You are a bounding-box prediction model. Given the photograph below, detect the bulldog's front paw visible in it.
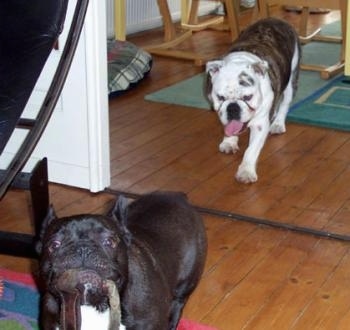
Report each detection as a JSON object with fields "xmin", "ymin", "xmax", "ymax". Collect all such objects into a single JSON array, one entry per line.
[
  {"xmin": 235, "ymin": 163, "xmax": 257, "ymax": 183},
  {"xmin": 269, "ymin": 121, "xmax": 286, "ymax": 134},
  {"xmin": 219, "ymin": 136, "xmax": 239, "ymax": 154}
]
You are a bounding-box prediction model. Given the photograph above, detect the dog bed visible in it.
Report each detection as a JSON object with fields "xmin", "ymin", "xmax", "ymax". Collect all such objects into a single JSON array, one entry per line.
[{"xmin": 107, "ymin": 40, "xmax": 152, "ymax": 96}]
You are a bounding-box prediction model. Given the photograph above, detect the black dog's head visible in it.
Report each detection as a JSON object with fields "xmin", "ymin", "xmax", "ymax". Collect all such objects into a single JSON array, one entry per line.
[{"xmin": 36, "ymin": 196, "xmax": 131, "ymax": 314}]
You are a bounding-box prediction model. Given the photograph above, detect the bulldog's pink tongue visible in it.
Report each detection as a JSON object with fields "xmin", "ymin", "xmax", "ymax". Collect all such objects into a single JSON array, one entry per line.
[{"xmin": 225, "ymin": 120, "xmax": 244, "ymax": 136}]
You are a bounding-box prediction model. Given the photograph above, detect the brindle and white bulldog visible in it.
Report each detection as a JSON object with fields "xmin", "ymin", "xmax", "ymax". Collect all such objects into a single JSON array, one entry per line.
[{"xmin": 206, "ymin": 18, "xmax": 301, "ymax": 183}]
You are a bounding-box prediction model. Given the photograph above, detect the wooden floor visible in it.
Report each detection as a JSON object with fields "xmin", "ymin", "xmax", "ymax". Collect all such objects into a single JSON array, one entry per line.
[{"xmin": 1, "ymin": 7, "xmax": 350, "ymax": 330}]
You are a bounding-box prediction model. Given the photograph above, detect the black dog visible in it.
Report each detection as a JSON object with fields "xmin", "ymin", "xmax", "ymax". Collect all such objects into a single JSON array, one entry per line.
[{"xmin": 36, "ymin": 191, "xmax": 207, "ymax": 330}]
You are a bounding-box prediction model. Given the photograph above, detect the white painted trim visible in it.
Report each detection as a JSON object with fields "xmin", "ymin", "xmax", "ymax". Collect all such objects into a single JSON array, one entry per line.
[{"xmin": 84, "ymin": 0, "xmax": 110, "ymax": 192}]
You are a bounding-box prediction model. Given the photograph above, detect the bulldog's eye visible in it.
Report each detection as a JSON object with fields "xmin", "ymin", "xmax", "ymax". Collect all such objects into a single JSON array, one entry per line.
[
  {"xmin": 243, "ymin": 95, "xmax": 253, "ymax": 102},
  {"xmin": 48, "ymin": 240, "xmax": 61, "ymax": 253},
  {"xmin": 217, "ymin": 95, "xmax": 225, "ymax": 102},
  {"xmin": 103, "ymin": 237, "xmax": 117, "ymax": 249}
]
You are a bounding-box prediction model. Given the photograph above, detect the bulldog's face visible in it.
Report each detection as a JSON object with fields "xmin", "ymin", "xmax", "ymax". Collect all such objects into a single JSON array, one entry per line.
[
  {"xmin": 36, "ymin": 208, "xmax": 129, "ymax": 310},
  {"xmin": 206, "ymin": 58, "xmax": 269, "ymax": 136}
]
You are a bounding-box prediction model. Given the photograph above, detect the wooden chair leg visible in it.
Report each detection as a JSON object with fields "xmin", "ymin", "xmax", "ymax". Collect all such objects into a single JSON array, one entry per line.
[
  {"xmin": 188, "ymin": 0, "xmax": 200, "ymax": 25},
  {"xmin": 157, "ymin": 0, "xmax": 177, "ymax": 42},
  {"xmin": 145, "ymin": 0, "xmax": 240, "ymax": 65},
  {"xmin": 299, "ymin": 3, "xmax": 345, "ymax": 79},
  {"xmin": 255, "ymin": 0, "xmax": 346, "ymax": 79},
  {"xmin": 299, "ymin": 7, "xmax": 321, "ymax": 42},
  {"xmin": 224, "ymin": 0, "xmax": 240, "ymax": 41},
  {"xmin": 181, "ymin": 0, "xmax": 225, "ymax": 32},
  {"xmin": 144, "ymin": 0, "xmax": 205, "ymax": 65},
  {"xmin": 181, "ymin": 0, "xmax": 239, "ymax": 41}
]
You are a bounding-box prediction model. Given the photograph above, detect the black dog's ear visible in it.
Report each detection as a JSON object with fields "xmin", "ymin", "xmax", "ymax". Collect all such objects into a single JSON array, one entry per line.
[
  {"xmin": 111, "ymin": 195, "xmax": 132, "ymax": 246},
  {"xmin": 35, "ymin": 205, "xmax": 57, "ymax": 254}
]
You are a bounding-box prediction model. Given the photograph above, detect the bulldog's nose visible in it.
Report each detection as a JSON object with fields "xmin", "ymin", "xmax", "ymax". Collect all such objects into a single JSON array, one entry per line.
[{"xmin": 227, "ymin": 102, "xmax": 241, "ymax": 121}]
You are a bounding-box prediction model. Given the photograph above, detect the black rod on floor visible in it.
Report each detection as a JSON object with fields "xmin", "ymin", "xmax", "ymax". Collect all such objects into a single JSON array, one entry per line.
[{"xmin": 105, "ymin": 188, "xmax": 350, "ymax": 242}]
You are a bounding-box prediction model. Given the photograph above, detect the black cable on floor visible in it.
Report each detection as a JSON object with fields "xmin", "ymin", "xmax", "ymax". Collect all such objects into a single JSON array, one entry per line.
[{"xmin": 105, "ymin": 188, "xmax": 350, "ymax": 242}]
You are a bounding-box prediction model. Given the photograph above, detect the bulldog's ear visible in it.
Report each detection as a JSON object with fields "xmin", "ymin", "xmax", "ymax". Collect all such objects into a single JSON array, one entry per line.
[
  {"xmin": 35, "ymin": 205, "xmax": 57, "ymax": 254},
  {"xmin": 111, "ymin": 195, "xmax": 132, "ymax": 246},
  {"xmin": 206, "ymin": 60, "xmax": 223, "ymax": 77},
  {"xmin": 252, "ymin": 60, "xmax": 269, "ymax": 76}
]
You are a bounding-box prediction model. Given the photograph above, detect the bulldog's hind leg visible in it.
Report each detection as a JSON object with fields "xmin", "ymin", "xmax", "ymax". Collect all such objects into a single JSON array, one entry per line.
[
  {"xmin": 270, "ymin": 43, "xmax": 300, "ymax": 135},
  {"xmin": 269, "ymin": 79, "xmax": 293, "ymax": 134}
]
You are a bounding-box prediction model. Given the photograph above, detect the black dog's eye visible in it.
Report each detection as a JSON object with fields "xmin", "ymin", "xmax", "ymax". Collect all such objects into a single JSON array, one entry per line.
[
  {"xmin": 103, "ymin": 237, "xmax": 117, "ymax": 249},
  {"xmin": 48, "ymin": 240, "xmax": 61, "ymax": 253},
  {"xmin": 243, "ymin": 95, "xmax": 253, "ymax": 102}
]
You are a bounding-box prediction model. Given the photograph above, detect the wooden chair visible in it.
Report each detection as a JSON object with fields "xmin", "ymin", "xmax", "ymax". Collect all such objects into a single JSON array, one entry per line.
[
  {"xmin": 0, "ymin": 0, "xmax": 89, "ymax": 258},
  {"xmin": 255, "ymin": 0, "xmax": 347, "ymax": 79},
  {"xmin": 143, "ymin": 0, "xmax": 240, "ymax": 66},
  {"xmin": 181, "ymin": 0, "xmax": 239, "ymax": 41}
]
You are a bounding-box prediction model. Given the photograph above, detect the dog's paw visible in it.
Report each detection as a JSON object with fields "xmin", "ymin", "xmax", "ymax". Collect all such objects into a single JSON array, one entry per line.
[
  {"xmin": 219, "ymin": 136, "xmax": 239, "ymax": 154},
  {"xmin": 219, "ymin": 142, "xmax": 238, "ymax": 154},
  {"xmin": 269, "ymin": 122, "xmax": 286, "ymax": 135},
  {"xmin": 235, "ymin": 163, "xmax": 258, "ymax": 183}
]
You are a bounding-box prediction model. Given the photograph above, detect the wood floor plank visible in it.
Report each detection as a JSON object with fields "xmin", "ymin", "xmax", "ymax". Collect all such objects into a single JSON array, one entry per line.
[
  {"xmin": 291, "ymin": 244, "xmax": 350, "ymax": 329},
  {"xmin": 324, "ymin": 200, "xmax": 350, "ymax": 235},
  {"xmin": 244, "ymin": 238, "xmax": 349, "ymax": 329},
  {"xmin": 201, "ymin": 215, "xmax": 257, "ymax": 272},
  {"xmin": 184, "ymin": 225, "xmax": 288, "ymax": 323},
  {"xmin": 110, "ymin": 109, "xmax": 205, "ymax": 173},
  {"xmin": 111, "ymin": 112, "xmax": 217, "ymax": 189},
  {"xmin": 201, "ymin": 232, "xmax": 323, "ymax": 329}
]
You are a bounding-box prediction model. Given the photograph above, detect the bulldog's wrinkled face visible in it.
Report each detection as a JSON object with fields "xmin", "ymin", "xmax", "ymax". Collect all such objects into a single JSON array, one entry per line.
[
  {"xmin": 206, "ymin": 58, "xmax": 268, "ymax": 136},
  {"xmin": 37, "ymin": 214, "xmax": 128, "ymax": 309}
]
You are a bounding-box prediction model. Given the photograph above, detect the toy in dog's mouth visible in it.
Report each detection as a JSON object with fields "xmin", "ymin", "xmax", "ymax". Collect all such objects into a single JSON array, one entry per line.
[
  {"xmin": 55, "ymin": 269, "xmax": 104, "ymax": 295},
  {"xmin": 224, "ymin": 120, "xmax": 248, "ymax": 136},
  {"xmin": 54, "ymin": 269, "xmax": 121, "ymax": 330}
]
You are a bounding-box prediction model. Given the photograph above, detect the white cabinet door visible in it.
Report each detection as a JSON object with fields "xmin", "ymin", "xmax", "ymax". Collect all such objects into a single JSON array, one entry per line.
[{"xmin": 0, "ymin": 0, "xmax": 110, "ymax": 192}]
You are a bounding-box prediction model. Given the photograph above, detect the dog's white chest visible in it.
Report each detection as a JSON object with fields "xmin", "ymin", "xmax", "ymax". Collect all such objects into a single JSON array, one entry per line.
[{"xmin": 54, "ymin": 306, "xmax": 126, "ymax": 330}]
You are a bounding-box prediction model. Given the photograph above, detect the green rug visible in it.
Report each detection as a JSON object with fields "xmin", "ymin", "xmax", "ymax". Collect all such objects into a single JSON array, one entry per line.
[
  {"xmin": 288, "ymin": 75, "xmax": 350, "ymax": 131},
  {"xmin": 145, "ymin": 21, "xmax": 350, "ymax": 131}
]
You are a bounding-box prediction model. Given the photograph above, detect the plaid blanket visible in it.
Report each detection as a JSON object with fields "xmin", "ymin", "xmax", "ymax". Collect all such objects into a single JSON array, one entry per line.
[{"xmin": 107, "ymin": 40, "xmax": 152, "ymax": 95}]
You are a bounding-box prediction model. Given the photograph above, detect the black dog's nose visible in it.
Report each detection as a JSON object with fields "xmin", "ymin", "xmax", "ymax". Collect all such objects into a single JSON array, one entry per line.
[
  {"xmin": 78, "ymin": 246, "xmax": 91, "ymax": 259},
  {"xmin": 227, "ymin": 102, "xmax": 241, "ymax": 121}
]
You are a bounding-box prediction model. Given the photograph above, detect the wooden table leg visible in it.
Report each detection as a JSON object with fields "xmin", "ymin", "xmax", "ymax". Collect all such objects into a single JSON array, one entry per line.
[
  {"xmin": 114, "ymin": 0, "xmax": 126, "ymax": 41},
  {"xmin": 345, "ymin": 0, "xmax": 350, "ymax": 75}
]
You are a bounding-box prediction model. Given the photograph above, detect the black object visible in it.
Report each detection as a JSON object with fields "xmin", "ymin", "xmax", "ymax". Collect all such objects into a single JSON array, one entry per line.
[{"xmin": 0, "ymin": 0, "xmax": 89, "ymax": 258}]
